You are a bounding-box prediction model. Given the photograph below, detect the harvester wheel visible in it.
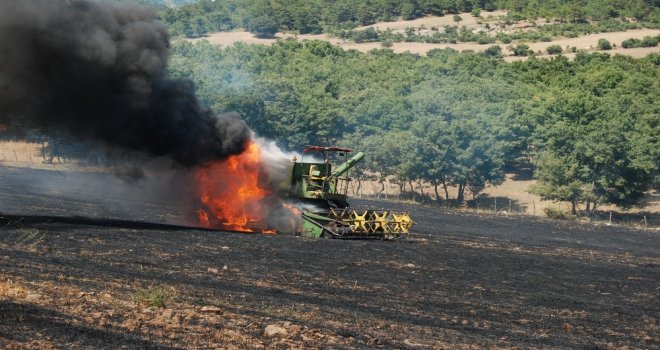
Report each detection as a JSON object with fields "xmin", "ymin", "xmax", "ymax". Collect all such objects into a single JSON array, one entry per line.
[{"xmin": 266, "ymin": 206, "xmax": 299, "ymax": 235}]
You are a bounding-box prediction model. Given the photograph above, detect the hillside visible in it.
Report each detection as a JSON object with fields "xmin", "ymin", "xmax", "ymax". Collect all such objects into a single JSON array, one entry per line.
[
  {"xmin": 160, "ymin": 0, "xmax": 660, "ymax": 38},
  {"xmin": 185, "ymin": 9, "xmax": 660, "ymax": 59},
  {"xmin": 190, "ymin": 26, "xmax": 660, "ymax": 59}
]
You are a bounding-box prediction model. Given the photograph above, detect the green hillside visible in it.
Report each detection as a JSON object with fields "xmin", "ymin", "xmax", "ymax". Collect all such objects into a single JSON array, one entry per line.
[{"xmin": 158, "ymin": 0, "xmax": 660, "ymax": 38}]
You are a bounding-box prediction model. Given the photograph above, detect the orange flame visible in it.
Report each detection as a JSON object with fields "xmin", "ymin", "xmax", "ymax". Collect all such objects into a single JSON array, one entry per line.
[{"xmin": 195, "ymin": 141, "xmax": 270, "ymax": 232}]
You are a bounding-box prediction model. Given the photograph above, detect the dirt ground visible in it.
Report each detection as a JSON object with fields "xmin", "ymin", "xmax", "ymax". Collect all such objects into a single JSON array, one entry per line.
[{"xmin": 1, "ymin": 165, "xmax": 658, "ymax": 349}]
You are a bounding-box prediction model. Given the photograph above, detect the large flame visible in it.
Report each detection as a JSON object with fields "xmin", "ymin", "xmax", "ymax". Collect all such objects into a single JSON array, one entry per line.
[{"xmin": 195, "ymin": 141, "xmax": 271, "ymax": 232}]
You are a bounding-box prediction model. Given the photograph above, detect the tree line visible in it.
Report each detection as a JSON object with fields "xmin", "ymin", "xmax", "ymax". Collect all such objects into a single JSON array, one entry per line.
[
  {"xmin": 157, "ymin": 0, "xmax": 660, "ymax": 38},
  {"xmin": 168, "ymin": 39, "xmax": 659, "ymax": 213}
]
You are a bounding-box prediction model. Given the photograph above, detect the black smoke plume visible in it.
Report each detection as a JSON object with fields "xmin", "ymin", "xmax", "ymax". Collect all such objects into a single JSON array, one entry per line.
[{"xmin": 0, "ymin": 0, "xmax": 250, "ymax": 166}]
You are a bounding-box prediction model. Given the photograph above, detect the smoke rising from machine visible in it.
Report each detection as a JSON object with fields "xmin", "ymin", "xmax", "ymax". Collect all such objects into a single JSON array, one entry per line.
[
  {"xmin": 0, "ymin": 0, "xmax": 306, "ymax": 231},
  {"xmin": 0, "ymin": 0, "xmax": 250, "ymax": 166}
]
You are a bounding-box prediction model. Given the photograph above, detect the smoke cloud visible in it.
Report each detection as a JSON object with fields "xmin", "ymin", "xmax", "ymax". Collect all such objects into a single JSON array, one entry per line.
[{"xmin": 0, "ymin": 0, "xmax": 250, "ymax": 166}]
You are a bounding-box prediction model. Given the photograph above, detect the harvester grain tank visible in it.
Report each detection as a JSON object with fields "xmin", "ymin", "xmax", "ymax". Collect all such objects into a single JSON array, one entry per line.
[{"xmin": 284, "ymin": 146, "xmax": 413, "ymax": 239}]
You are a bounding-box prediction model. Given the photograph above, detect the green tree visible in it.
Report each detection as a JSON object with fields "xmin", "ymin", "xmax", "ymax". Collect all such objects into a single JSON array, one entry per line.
[
  {"xmin": 546, "ymin": 44, "xmax": 563, "ymax": 54},
  {"xmin": 167, "ymin": 36, "xmax": 659, "ymax": 211},
  {"xmin": 247, "ymin": 16, "xmax": 278, "ymax": 38},
  {"xmin": 401, "ymin": 2, "xmax": 421, "ymax": 20},
  {"xmin": 530, "ymin": 151, "xmax": 586, "ymax": 214},
  {"xmin": 597, "ymin": 38, "xmax": 612, "ymax": 50}
]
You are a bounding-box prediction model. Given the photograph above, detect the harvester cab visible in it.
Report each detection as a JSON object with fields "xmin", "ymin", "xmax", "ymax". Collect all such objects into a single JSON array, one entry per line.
[
  {"xmin": 290, "ymin": 146, "xmax": 362, "ymax": 209},
  {"xmin": 287, "ymin": 146, "xmax": 413, "ymax": 239}
]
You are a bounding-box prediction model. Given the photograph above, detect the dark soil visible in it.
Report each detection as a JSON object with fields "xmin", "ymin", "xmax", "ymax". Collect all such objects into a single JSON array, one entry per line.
[{"xmin": 0, "ymin": 166, "xmax": 658, "ymax": 349}]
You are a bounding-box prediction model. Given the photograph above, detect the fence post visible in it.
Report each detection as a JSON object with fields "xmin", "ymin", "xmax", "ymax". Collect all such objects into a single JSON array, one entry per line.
[
  {"xmin": 494, "ymin": 197, "xmax": 497, "ymax": 212},
  {"xmin": 643, "ymin": 216, "xmax": 647, "ymax": 228}
]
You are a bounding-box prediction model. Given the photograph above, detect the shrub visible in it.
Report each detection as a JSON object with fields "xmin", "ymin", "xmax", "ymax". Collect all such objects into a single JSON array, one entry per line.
[
  {"xmin": 381, "ymin": 39, "xmax": 393, "ymax": 48},
  {"xmin": 540, "ymin": 36, "xmax": 552, "ymax": 42},
  {"xmin": 621, "ymin": 38, "xmax": 641, "ymax": 48},
  {"xmin": 401, "ymin": 3, "xmax": 421, "ymax": 20},
  {"xmin": 453, "ymin": 15, "xmax": 462, "ymax": 22},
  {"xmin": 513, "ymin": 43, "xmax": 530, "ymax": 56},
  {"xmin": 597, "ymin": 38, "xmax": 612, "ymax": 50},
  {"xmin": 501, "ymin": 36, "xmax": 512, "ymax": 44},
  {"xmin": 471, "ymin": 8, "xmax": 481, "ymax": 17},
  {"xmin": 477, "ymin": 36, "xmax": 495, "ymax": 44},
  {"xmin": 546, "ymin": 44, "xmax": 563, "ymax": 55},
  {"xmin": 353, "ymin": 28, "xmax": 379, "ymax": 43},
  {"xmin": 483, "ymin": 45, "xmax": 502, "ymax": 58},
  {"xmin": 641, "ymin": 35, "xmax": 659, "ymax": 47}
]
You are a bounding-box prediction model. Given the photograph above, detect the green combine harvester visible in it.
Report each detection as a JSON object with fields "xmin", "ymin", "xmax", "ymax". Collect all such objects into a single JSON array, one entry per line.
[{"xmin": 283, "ymin": 146, "xmax": 413, "ymax": 239}]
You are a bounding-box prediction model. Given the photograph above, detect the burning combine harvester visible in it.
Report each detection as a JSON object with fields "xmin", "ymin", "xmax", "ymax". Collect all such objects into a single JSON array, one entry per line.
[
  {"xmin": 196, "ymin": 145, "xmax": 413, "ymax": 239},
  {"xmin": 288, "ymin": 146, "xmax": 413, "ymax": 238},
  {"xmin": 0, "ymin": 1, "xmax": 409, "ymax": 239}
]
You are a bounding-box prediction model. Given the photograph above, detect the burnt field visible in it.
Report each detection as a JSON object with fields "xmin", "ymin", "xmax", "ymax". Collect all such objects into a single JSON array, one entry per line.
[{"xmin": 0, "ymin": 166, "xmax": 658, "ymax": 349}]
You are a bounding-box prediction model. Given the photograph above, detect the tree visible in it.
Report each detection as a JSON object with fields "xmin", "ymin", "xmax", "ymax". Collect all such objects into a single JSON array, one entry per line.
[
  {"xmin": 411, "ymin": 115, "xmax": 453, "ymax": 202},
  {"xmin": 167, "ymin": 34, "xmax": 659, "ymax": 211},
  {"xmin": 247, "ymin": 16, "xmax": 278, "ymax": 38},
  {"xmin": 292, "ymin": 4, "xmax": 323, "ymax": 34},
  {"xmin": 401, "ymin": 2, "xmax": 421, "ymax": 21},
  {"xmin": 530, "ymin": 151, "xmax": 586, "ymax": 214},
  {"xmin": 446, "ymin": 117, "xmax": 507, "ymax": 203}
]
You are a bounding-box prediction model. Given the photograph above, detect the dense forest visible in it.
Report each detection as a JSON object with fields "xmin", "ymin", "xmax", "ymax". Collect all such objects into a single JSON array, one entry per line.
[
  {"xmin": 167, "ymin": 39, "xmax": 659, "ymax": 213},
  {"xmin": 157, "ymin": 0, "xmax": 660, "ymax": 38}
]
